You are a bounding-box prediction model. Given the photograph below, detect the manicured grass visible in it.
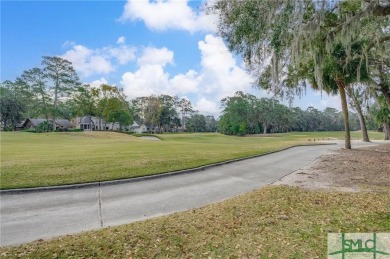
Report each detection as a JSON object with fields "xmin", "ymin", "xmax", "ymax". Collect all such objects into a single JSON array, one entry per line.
[
  {"xmin": 0, "ymin": 131, "xmax": 384, "ymax": 189},
  {"xmin": 1, "ymin": 186, "xmax": 388, "ymax": 257}
]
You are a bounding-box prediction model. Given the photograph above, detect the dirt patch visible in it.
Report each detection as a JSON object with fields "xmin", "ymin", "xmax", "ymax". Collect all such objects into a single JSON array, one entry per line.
[
  {"xmin": 139, "ymin": 136, "xmax": 161, "ymax": 141},
  {"xmin": 274, "ymin": 143, "xmax": 390, "ymax": 192}
]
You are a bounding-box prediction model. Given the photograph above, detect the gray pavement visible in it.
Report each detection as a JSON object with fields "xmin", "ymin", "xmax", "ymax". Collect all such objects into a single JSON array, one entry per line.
[{"xmin": 0, "ymin": 140, "xmax": 386, "ymax": 246}]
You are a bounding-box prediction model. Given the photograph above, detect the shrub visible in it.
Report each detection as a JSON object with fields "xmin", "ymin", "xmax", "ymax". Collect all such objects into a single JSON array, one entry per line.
[
  {"xmin": 36, "ymin": 121, "xmax": 53, "ymax": 133},
  {"xmin": 3, "ymin": 126, "xmax": 14, "ymax": 131}
]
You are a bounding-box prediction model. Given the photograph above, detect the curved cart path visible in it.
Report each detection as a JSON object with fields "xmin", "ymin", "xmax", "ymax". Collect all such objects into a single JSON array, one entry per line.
[{"xmin": 0, "ymin": 140, "xmax": 385, "ymax": 246}]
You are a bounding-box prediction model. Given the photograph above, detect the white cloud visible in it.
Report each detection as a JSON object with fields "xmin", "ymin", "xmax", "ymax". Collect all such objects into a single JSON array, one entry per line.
[
  {"xmin": 117, "ymin": 36, "xmax": 126, "ymax": 45},
  {"xmin": 137, "ymin": 47, "xmax": 174, "ymax": 66},
  {"xmin": 62, "ymin": 42, "xmax": 136, "ymax": 77},
  {"xmin": 320, "ymin": 95, "xmax": 341, "ymax": 110},
  {"xmin": 106, "ymin": 45, "xmax": 137, "ymax": 65},
  {"xmin": 62, "ymin": 40, "xmax": 76, "ymax": 49},
  {"xmin": 119, "ymin": 0, "xmax": 217, "ymax": 33},
  {"xmin": 121, "ymin": 64, "xmax": 172, "ymax": 98},
  {"xmin": 170, "ymin": 70, "xmax": 200, "ymax": 93},
  {"xmin": 120, "ymin": 35, "xmax": 254, "ymax": 116},
  {"xmin": 88, "ymin": 77, "xmax": 108, "ymax": 88},
  {"xmin": 120, "ymin": 47, "xmax": 175, "ymax": 99},
  {"xmin": 196, "ymin": 35, "xmax": 252, "ymax": 99},
  {"xmin": 62, "ymin": 45, "xmax": 114, "ymax": 77},
  {"xmin": 194, "ymin": 97, "xmax": 220, "ymax": 115}
]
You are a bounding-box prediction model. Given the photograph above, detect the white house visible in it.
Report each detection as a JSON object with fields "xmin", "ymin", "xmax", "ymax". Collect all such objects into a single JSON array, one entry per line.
[
  {"xmin": 73, "ymin": 116, "xmax": 142, "ymax": 132},
  {"xmin": 73, "ymin": 116, "xmax": 119, "ymax": 131},
  {"xmin": 129, "ymin": 121, "xmax": 153, "ymax": 133}
]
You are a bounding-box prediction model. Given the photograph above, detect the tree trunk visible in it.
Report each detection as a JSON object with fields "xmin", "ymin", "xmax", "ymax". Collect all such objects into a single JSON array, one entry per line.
[
  {"xmin": 357, "ymin": 112, "xmax": 370, "ymax": 142},
  {"xmin": 346, "ymin": 87, "xmax": 370, "ymax": 142},
  {"xmin": 52, "ymin": 90, "xmax": 58, "ymax": 131},
  {"xmin": 337, "ymin": 81, "xmax": 351, "ymax": 149},
  {"xmin": 384, "ymin": 92, "xmax": 390, "ymax": 110},
  {"xmin": 52, "ymin": 77, "xmax": 59, "ymax": 131},
  {"xmin": 379, "ymin": 84, "xmax": 390, "ymax": 110},
  {"xmin": 182, "ymin": 111, "xmax": 185, "ymax": 130},
  {"xmin": 12, "ymin": 115, "xmax": 15, "ymax": 131},
  {"xmin": 263, "ymin": 123, "xmax": 268, "ymax": 134},
  {"xmin": 384, "ymin": 122, "xmax": 390, "ymax": 140},
  {"xmin": 40, "ymin": 87, "xmax": 49, "ymax": 121}
]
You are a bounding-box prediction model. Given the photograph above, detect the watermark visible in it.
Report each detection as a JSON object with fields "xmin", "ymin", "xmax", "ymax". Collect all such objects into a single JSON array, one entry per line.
[{"xmin": 328, "ymin": 233, "xmax": 390, "ymax": 258}]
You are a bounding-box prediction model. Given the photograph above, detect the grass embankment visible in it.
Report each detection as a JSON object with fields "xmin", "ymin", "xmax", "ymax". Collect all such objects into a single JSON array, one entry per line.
[
  {"xmin": 1, "ymin": 186, "xmax": 389, "ymax": 258},
  {"xmin": 0, "ymin": 131, "xmax": 384, "ymax": 189}
]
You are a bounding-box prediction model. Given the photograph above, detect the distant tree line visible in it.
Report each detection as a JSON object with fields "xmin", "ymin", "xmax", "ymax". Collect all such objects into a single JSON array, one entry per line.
[{"xmin": 218, "ymin": 91, "xmax": 385, "ymax": 137}]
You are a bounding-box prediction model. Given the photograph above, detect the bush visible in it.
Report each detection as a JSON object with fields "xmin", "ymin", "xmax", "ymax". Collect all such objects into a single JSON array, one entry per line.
[
  {"xmin": 36, "ymin": 121, "xmax": 53, "ymax": 133},
  {"xmin": 3, "ymin": 126, "xmax": 14, "ymax": 131}
]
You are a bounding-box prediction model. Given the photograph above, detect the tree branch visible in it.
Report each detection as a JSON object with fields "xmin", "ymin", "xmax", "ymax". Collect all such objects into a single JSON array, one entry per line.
[
  {"xmin": 326, "ymin": 1, "xmax": 389, "ymax": 42},
  {"xmin": 366, "ymin": 35, "xmax": 390, "ymax": 51}
]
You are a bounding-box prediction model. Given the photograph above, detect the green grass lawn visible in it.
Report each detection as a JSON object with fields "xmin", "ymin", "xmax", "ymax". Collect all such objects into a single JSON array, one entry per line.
[
  {"xmin": 1, "ymin": 186, "xmax": 388, "ymax": 258},
  {"xmin": 0, "ymin": 131, "xmax": 384, "ymax": 189}
]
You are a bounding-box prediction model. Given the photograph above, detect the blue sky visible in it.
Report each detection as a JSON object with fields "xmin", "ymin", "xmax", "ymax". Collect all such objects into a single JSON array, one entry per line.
[{"xmin": 1, "ymin": 0, "xmax": 341, "ymax": 116}]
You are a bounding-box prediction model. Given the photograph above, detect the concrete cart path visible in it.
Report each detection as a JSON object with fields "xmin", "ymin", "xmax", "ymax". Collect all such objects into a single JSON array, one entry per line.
[{"xmin": 0, "ymin": 140, "xmax": 385, "ymax": 246}]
